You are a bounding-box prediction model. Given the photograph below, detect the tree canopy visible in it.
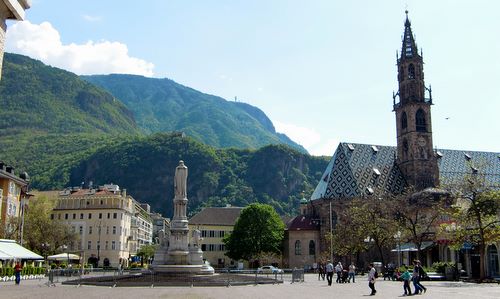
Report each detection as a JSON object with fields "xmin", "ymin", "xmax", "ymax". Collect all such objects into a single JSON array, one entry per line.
[{"xmin": 223, "ymin": 203, "xmax": 285, "ymax": 262}]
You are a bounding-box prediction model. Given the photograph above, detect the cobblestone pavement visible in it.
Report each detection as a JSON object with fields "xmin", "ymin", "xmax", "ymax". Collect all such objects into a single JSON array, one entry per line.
[{"xmin": 1, "ymin": 274, "xmax": 499, "ymax": 299}]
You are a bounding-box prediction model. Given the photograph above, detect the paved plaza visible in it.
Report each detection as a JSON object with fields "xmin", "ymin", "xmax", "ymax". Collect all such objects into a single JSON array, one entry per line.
[{"xmin": 1, "ymin": 274, "xmax": 499, "ymax": 299}]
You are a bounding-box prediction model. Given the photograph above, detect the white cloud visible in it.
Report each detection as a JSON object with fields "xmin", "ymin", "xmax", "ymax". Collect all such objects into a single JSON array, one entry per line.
[
  {"xmin": 5, "ymin": 21, "xmax": 154, "ymax": 77},
  {"xmin": 274, "ymin": 120, "xmax": 337, "ymax": 156},
  {"xmin": 82, "ymin": 14, "xmax": 102, "ymax": 22}
]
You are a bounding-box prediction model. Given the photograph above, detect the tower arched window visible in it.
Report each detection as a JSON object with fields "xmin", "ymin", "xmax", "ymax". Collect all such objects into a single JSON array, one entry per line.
[
  {"xmin": 295, "ymin": 240, "xmax": 301, "ymax": 255},
  {"xmin": 401, "ymin": 112, "xmax": 408, "ymax": 129},
  {"xmin": 408, "ymin": 64, "xmax": 415, "ymax": 79},
  {"xmin": 416, "ymin": 109, "xmax": 426, "ymax": 132},
  {"xmin": 309, "ymin": 240, "xmax": 316, "ymax": 255}
]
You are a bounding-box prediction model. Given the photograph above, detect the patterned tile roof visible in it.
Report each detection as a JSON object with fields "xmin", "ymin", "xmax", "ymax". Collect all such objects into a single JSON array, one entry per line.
[{"xmin": 311, "ymin": 143, "xmax": 500, "ymax": 201}]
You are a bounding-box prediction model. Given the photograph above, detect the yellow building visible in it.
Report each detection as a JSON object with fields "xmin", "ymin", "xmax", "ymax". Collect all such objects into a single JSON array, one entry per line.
[
  {"xmin": 53, "ymin": 184, "xmax": 152, "ymax": 267},
  {"xmin": 0, "ymin": 162, "xmax": 29, "ymax": 236},
  {"xmin": 189, "ymin": 206, "xmax": 243, "ymax": 269}
]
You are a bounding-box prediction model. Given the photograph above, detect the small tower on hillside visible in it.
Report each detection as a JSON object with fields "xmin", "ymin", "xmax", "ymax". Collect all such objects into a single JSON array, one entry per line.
[{"xmin": 393, "ymin": 11, "xmax": 439, "ymax": 190}]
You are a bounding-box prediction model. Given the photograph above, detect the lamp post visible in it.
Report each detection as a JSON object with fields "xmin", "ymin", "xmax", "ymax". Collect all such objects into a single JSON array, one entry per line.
[
  {"xmin": 41, "ymin": 242, "xmax": 50, "ymax": 268},
  {"xmin": 329, "ymin": 200, "xmax": 333, "ymax": 262},
  {"xmin": 394, "ymin": 231, "xmax": 402, "ymax": 268}
]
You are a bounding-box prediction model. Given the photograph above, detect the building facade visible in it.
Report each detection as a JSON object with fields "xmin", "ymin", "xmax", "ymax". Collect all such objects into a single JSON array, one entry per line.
[
  {"xmin": 53, "ymin": 184, "xmax": 153, "ymax": 267},
  {"xmin": 188, "ymin": 206, "xmax": 243, "ymax": 268},
  {"xmin": 0, "ymin": 161, "xmax": 29, "ymax": 237},
  {"xmin": 297, "ymin": 11, "xmax": 500, "ymax": 278}
]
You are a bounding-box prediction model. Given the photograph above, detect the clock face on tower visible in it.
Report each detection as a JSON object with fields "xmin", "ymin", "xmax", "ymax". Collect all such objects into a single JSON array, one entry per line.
[{"xmin": 418, "ymin": 137, "xmax": 426, "ymax": 147}]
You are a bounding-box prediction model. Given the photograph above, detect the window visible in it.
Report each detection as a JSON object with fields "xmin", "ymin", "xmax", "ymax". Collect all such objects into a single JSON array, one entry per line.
[
  {"xmin": 50, "ymin": 214, "xmax": 54, "ymax": 220},
  {"xmin": 401, "ymin": 112, "xmax": 407, "ymax": 129},
  {"xmin": 295, "ymin": 240, "xmax": 301, "ymax": 255},
  {"xmin": 113, "ymin": 213, "xmax": 117, "ymax": 219},
  {"xmin": 416, "ymin": 109, "xmax": 426, "ymax": 132},
  {"xmin": 107, "ymin": 213, "xmax": 110, "ymax": 219},
  {"xmin": 209, "ymin": 230, "xmax": 215, "ymax": 238},
  {"xmin": 106, "ymin": 226, "xmax": 109, "ymax": 234},
  {"xmin": 119, "ymin": 226, "xmax": 122, "ymax": 235},
  {"xmin": 113, "ymin": 226, "xmax": 116, "ymax": 234},
  {"xmin": 201, "ymin": 244, "xmax": 207, "ymax": 251},
  {"xmin": 408, "ymin": 64, "xmax": 415, "ymax": 79},
  {"xmin": 201, "ymin": 230, "xmax": 207, "ymax": 238},
  {"xmin": 219, "ymin": 231, "xmax": 225, "ymax": 238},
  {"xmin": 112, "ymin": 241, "xmax": 116, "ymax": 250},
  {"xmin": 87, "ymin": 241, "xmax": 91, "ymax": 250},
  {"xmin": 309, "ymin": 240, "xmax": 316, "ymax": 255},
  {"xmin": 89, "ymin": 226, "xmax": 93, "ymax": 234},
  {"xmin": 88, "ymin": 213, "xmax": 92, "ymax": 219},
  {"xmin": 99, "ymin": 213, "xmax": 102, "ymax": 219},
  {"xmin": 105, "ymin": 241, "xmax": 109, "ymax": 250},
  {"xmin": 73, "ymin": 213, "xmax": 76, "ymax": 219},
  {"xmin": 208, "ymin": 244, "xmax": 216, "ymax": 251},
  {"xmin": 79, "ymin": 226, "xmax": 83, "ymax": 235},
  {"xmin": 65, "ymin": 214, "xmax": 68, "ymax": 220},
  {"xmin": 80, "ymin": 213, "xmax": 84, "ymax": 219}
]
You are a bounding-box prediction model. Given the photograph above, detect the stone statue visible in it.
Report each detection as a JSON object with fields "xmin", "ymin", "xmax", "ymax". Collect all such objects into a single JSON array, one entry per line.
[
  {"xmin": 174, "ymin": 160, "xmax": 188, "ymax": 198},
  {"xmin": 192, "ymin": 229, "xmax": 202, "ymax": 247}
]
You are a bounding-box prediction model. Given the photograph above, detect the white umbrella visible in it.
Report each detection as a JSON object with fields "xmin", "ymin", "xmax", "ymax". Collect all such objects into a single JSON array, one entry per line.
[{"xmin": 47, "ymin": 253, "xmax": 80, "ymax": 261}]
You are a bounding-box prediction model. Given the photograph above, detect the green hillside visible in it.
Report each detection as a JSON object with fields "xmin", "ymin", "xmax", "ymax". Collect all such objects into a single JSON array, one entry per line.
[
  {"xmin": 0, "ymin": 53, "xmax": 143, "ymax": 189},
  {"xmin": 0, "ymin": 53, "xmax": 139, "ymax": 135},
  {"xmin": 69, "ymin": 133, "xmax": 328, "ymax": 217},
  {"xmin": 82, "ymin": 74, "xmax": 307, "ymax": 152}
]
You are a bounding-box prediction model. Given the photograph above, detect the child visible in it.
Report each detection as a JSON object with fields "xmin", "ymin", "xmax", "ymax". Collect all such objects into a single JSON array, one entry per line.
[{"xmin": 401, "ymin": 266, "xmax": 412, "ymax": 296}]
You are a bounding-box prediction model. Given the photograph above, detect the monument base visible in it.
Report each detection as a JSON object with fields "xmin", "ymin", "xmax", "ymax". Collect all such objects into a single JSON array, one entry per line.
[{"xmin": 151, "ymin": 264, "xmax": 215, "ymax": 275}]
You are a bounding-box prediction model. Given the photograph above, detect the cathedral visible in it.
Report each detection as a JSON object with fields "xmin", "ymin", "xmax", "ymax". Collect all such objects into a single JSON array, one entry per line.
[{"xmin": 283, "ymin": 12, "xmax": 500, "ymax": 279}]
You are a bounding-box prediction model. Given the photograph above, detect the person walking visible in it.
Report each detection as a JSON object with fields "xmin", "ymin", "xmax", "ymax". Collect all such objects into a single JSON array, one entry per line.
[
  {"xmin": 318, "ymin": 262, "xmax": 325, "ymax": 281},
  {"xmin": 348, "ymin": 262, "xmax": 356, "ymax": 283},
  {"xmin": 326, "ymin": 260, "xmax": 334, "ymax": 286},
  {"xmin": 14, "ymin": 262, "xmax": 22, "ymax": 285},
  {"xmin": 413, "ymin": 260, "xmax": 427, "ymax": 294},
  {"xmin": 368, "ymin": 263, "xmax": 377, "ymax": 295},
  {"xmin": 401, "ymin": 265, "xmax": 412, "ymax": 296},
  {"xmin": 335, "ymin": 262, "xmax": 343, "ymax": 283}
]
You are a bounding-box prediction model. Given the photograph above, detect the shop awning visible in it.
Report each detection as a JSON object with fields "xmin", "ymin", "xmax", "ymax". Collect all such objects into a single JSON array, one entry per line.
[
  {"xmin": 47, "ymin": 253, "xmax": 80, "ymax": 261},
  {"xmin": 0, "ymin": 239, "xmax": 43, "ymax": 260},
  {"xmin": 391, "ymin": 241, "xmax": 434, "ymax": 252}
]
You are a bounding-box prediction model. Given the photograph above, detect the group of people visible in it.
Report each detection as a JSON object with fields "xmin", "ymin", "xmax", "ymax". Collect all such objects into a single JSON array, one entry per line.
[
  {"xmin": 317, "ymin": 261, "xmax": 356, "ymax": 285},
  {"xmin": 317, "ymin": 259, "xmax": 428, "ymax": 296}
]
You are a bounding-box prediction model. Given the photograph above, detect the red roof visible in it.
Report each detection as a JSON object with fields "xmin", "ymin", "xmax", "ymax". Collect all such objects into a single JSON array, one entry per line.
[{"xmin": 286, "ymin": 215, "xmax": 320, "ymax": 231}]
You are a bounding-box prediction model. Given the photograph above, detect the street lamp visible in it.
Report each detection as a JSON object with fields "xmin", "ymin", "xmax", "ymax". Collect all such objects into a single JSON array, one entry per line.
[
  {"xmin": 41, "ymin": 242, "xmax": 50, "ymax": 268},
  {"xmin": 394, "ymin": 231, "xmax": 402, "ymax": 268}
]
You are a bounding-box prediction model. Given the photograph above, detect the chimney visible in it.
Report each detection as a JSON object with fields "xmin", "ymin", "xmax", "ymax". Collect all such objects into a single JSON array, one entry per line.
[
  {"xmin": 122, "ymin": 189, "xmax": 127, "ymax": 198},
  {"xmin": 6, "ymin": 165, "xmax": 14, "ymax": 174}
]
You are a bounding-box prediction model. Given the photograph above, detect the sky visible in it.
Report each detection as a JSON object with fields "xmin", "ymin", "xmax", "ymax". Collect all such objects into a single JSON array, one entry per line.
[{"xmin": 5, "ymin": 0, "xmax": 500, "ymax": 156}]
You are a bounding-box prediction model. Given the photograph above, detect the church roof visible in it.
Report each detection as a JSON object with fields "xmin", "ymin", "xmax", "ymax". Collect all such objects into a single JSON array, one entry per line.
[
  {"xmin": 311, "ymin": 143, "xmax": 500, "ymax": 201},
  {"xmin": 189, "ymin": 207, "xmax": 243, "ymax": 226},
  {"xmin": 286, "ymin": 215, "xmax": 320, "ymax": 231}
]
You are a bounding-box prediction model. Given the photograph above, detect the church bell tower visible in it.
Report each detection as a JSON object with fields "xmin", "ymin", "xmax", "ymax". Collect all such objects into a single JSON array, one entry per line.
[{"xmin": 393, "ymin": 11, "xmax": 439, "ymax": 190}]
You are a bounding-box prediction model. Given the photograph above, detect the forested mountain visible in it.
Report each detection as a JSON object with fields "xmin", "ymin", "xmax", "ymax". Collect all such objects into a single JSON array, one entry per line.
[
  {"xmin": 0, "ymin": 53, "xmax": 327, "ymax": 215},
  {"xmin": 0, "ymin": 53, "xmax": 139, "ymax": 135},
  {"xmin": 69, "ymin": 133, "xmax": 328, "ymax": 217},
  {"xmin": 82, "ymin": 74, "xmax": 306, "ymax": 152}
]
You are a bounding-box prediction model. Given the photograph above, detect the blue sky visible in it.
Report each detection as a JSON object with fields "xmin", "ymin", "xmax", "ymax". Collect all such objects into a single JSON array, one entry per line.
[{"xmin": 6, "ymin": 0, "xmax": 500, "ymax": 156}]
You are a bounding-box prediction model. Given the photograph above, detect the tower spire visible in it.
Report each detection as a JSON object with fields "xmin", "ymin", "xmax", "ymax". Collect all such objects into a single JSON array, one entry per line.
[{"xmin": 401, "ymin": 10, "xmax": 419, "ymax": 60}]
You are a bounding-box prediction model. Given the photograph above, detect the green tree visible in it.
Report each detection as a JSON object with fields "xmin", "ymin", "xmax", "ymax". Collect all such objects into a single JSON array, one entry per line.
[
  {"xmin": 136, "ymin": 244, "xmax": 158, "ymax": 266},
  {"xmin": 393, "ymin": 188, "xmax": 450, "ymax": 261},
  {"xmin": 223, "ymin": 203, "xmax": 285, "ymax": 263},
  {"xmin": 23, "ymin": 194, "xmax": 78, "ymax": 256},
  {"xmin": 441, "ymin": 174, "xmax": 500, "ymax": 281},
  {"xmin": 344, "ymin": 198, "xmax": 398, "ymax": 265}
]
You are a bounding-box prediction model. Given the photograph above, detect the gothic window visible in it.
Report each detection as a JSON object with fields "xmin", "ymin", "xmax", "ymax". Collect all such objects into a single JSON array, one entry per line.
[
  {"xmin": 295, "ymin": 240, "xmax": 301, "ymax": 255},
  {"xmin": 416, "ymin": 109, "xmax": 426, "ymax": 132},
  {"xmin": 309, "ymin": 240, "xmax": 316, "ymax": 255},
  {"xmin": 401, "ymin": 112, "xmax": 408, "ymax": 129},
  {"xmin": 408, "ymin": 64, "xmax": 415, "ymax": 79}
]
